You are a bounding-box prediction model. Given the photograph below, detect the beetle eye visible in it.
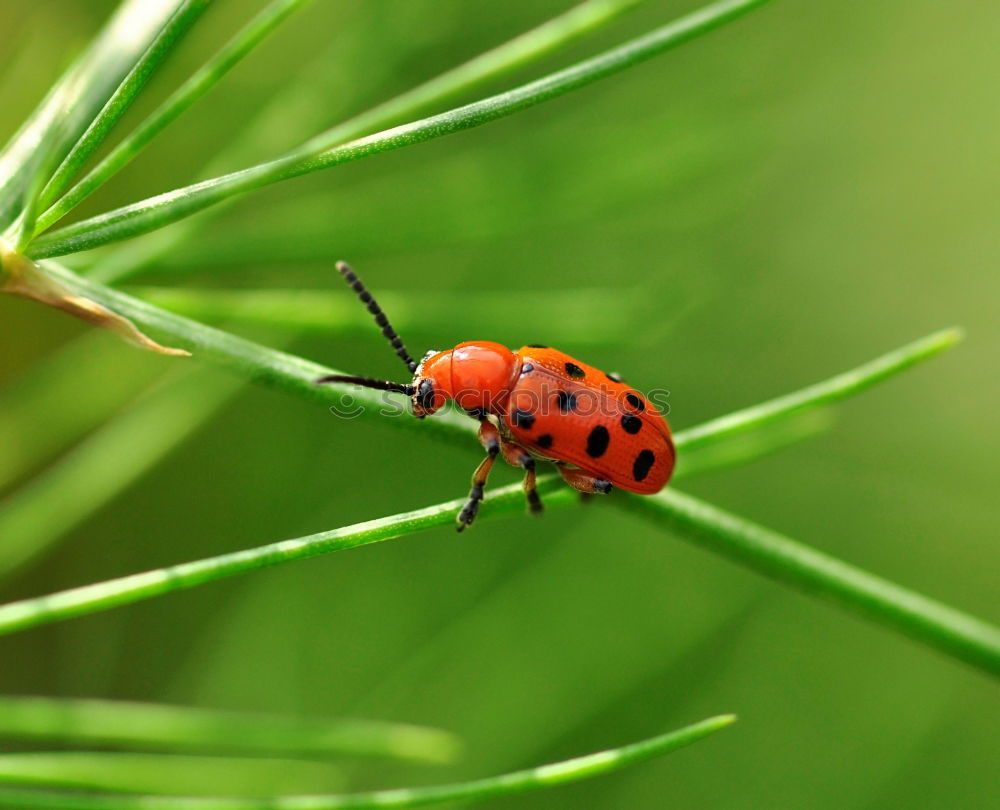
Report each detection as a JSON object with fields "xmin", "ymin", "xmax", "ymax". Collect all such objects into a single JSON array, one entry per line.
[{"xmin": 416, "ymin": 379, "xmax": 436, "ymax": 412}]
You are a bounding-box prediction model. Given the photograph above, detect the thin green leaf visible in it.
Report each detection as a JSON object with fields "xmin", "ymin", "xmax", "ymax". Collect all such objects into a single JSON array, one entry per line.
[
  {"xmin": 346, "ymin": 0, "xmax": 654, "ymax": 130},
  {"xmin": 621, "ymin": 487, "xmax": 1000, "ymax": 678},
  {"xmin": 0, "ymin": 753, "xmax": 344, "ymax": 796},
  {"xmin": 27, "ymin": 0, "xmax": 774, "ymax": 259},
  {"xmin": 34, "ymin": 0, "xmax": 311, "ymax": 234},
  {"xmin": 37, "ymin": 262, "xmax": 478, "ymax": 445},
  {"xmin": 0, "ymin": 697, "xmax": 459, "ymax": 764},
  {"xmin": 84, "ymin": 0, "xmax": 656, "ymax": 284},
  {"xmin": 675, "ymin": 328, "xmax": 965, "ymax": 452},
  {"xmin": 0, "ymin": 367, "xmax": 240, "ymax": 582},
  {"xmin": 0, "ymin": 715, "xmax": 735, "ymax": 809},
  {"xmin": 0, "ymin": 477, "xmax": 572, "ymax": 638},
  {"xmin": 0, "ymin": 0, "xmax": 188, "ymax": 230},
  {"xmin": 3, "ymin": 471, "xmax": 996, "ymax": 678},
  {"xmin": 31, "ymin": 0, "xmax": 213, "ymax": 221}
]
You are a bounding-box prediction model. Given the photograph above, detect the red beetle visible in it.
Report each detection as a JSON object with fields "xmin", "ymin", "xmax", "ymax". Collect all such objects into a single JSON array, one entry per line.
[{"xmin": 319, "ymin": 262, "xmax": 675, "ymax": 530}]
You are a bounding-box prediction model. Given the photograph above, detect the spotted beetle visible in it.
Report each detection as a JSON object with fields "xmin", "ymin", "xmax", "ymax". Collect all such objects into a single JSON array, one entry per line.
[{"xmin": 318, "ymin": 262, "xmax": 675, "ymax": 530}]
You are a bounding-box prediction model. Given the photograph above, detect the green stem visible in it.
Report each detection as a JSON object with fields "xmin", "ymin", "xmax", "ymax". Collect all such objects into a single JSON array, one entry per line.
[
  {"xmin": 1, "ymin": 475, "xmax": 996, "ymax": 680},
  {"xmin": 0, "ymin": 715, "xmax": 735, "ymax": 809},
  {"xmin": 623, "ymin": 488, "xmax": 1000, "ymax": 678},
  {"xmin": 37, "ymin": 262, "xmax": 477, "ymax": 445},
  {"xmin": 27, "ymin": 0, "xmax": 773, "ymax": 259},
  {"xmin": 0, "ymin": 478, "xmax": 569, "ymax": 638},
  {"xmin": 34, "ymin": 0, "xmax": 313, "ymax": 234}
]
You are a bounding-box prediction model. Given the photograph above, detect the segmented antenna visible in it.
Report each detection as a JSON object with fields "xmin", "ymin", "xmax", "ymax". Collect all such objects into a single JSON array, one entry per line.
[
  {"xmin": 316, "ymin": 374, "xmax": 414, "ymax": 395},
  {"xmin": 337, "ymin": 261, "xmax": 417, "ymax": 373}
]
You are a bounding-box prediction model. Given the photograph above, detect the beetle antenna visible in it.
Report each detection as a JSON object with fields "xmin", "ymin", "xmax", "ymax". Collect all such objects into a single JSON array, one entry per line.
[
  {"xmin": 336, "ymin": 261, "xmax": 417, "ymax": 374},
  {"xmin": 317, "ymin": 374, "xmax": 415, "ymax": 396}
]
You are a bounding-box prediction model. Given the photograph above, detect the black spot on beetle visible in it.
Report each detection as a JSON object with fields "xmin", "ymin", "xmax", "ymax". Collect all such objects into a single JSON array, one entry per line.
[
  {"xmin": 564, "ymin": 362, "xmax": 585, "ymax": 379},
  {"xmin": 633, "ymin": 449, "xmax": 655, "ymax": 482},
  {"xmin": 556, "ymin": 390, "xmax": 577, "ymax": 413},
  {"xmin": 527, "ymin": 343, "xmax": 548, "ymax": 349},
  {"xmin": 536, "ymin": 433, "xmax": 553, "ymax": 449},
  {"xmin": 625, "ymin": 393, "xmax": 645, "ymax": 412},
  {"xmin": 621, "ymin": 414, "xmax": 642, "ymax": 434},
  {"xmin": 512, "ymin": 409, "xmax": 535, "ymax": 430},
  {"xmin": 586, "ymin": 426, "xmax": 610, "ymax": 458},
  {"xmin": 520, "ymin": 363, "xmax": 534, "ymax": 374}
]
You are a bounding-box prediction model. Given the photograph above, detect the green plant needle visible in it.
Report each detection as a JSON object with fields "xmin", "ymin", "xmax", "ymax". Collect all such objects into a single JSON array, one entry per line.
[
  {"xmin": 0, "ymin": 715, "xmax": 735, "ymax": 809},
  {"xmin": 26, "ymin": 0, "xmax": 774, "ymax": 259}
]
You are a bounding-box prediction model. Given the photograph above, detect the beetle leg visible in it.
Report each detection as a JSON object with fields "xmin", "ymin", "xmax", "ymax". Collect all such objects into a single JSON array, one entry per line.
[
  {"xmin": 499, "ymin": 438, "xmax": 543, "ymax": 516},
  {"xmin": 558, "ymin": 465, "xmax": 613, "ymax": 495},
  {"xmin": 456, "ymin": 418, "xmax": 501, "ymax": 532}
]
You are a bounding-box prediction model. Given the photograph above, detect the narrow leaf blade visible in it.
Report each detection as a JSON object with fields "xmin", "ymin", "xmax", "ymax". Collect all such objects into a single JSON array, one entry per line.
[
  {"xmin": 0, "ymin": 0, "xmax": 187, "ymax": 230},
  {"xmin": 27, "ymin": 0, "xmax": 774, "ymax": 259}
]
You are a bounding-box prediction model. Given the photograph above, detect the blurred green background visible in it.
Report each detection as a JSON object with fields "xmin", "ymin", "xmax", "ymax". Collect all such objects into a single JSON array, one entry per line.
[{"xmin": 1, "ymin": 0, "xmax": 998, "ymax": 806}]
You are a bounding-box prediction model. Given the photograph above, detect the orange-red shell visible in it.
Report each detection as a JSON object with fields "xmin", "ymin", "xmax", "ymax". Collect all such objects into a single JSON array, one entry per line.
[
  {"xmin": 501, "ymin": 346, "xmax": 674, "ymax": 494},
  {"xmin": 418, "ymin": 342, "xmax": 674, "ymax": 493}
]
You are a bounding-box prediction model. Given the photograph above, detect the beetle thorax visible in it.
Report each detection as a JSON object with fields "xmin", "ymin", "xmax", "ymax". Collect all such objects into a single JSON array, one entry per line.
[{"xmin": 419, "ymin": 341, "xmax": 518, "ymax": 414}]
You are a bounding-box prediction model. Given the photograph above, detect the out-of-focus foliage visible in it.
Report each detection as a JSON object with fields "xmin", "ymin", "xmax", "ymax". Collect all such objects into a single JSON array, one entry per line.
[{"xmin": 0, "ymin": 1, "xmax": 997, "ymax": 807}]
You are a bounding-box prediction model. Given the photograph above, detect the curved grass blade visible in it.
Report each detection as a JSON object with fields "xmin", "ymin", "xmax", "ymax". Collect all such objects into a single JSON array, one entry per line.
[
  {"xmin": 31, "ymin": 0, "xmax": 213, "ymax": 222},
  {"xmin": 0, "ymin": 0, "xmax": 187, "ymax": 231},
  {"xmin": 27, "ymin": 0, "xmax": 774, "ymax": 259},
  {"xmin": 0, "ymin": 715, "xmax": 735, "ymax": 809},
  {"xmin": 34, "ymin": 0, "xmax": 312, "ymax": 235},
  {"xmin": 0, "ymin": 697, "xmax": 458, "ymax": 764}
]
